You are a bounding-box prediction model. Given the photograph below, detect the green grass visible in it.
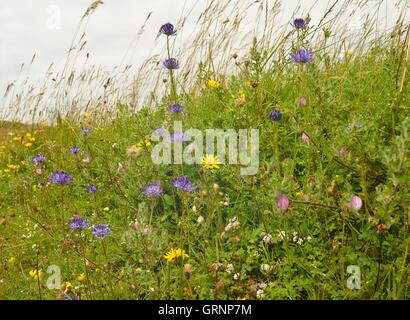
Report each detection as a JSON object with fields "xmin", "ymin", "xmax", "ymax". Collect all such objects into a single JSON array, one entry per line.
[{"xmin": 0, "ymin": 35, "xmax": 409, "ymax": 300}]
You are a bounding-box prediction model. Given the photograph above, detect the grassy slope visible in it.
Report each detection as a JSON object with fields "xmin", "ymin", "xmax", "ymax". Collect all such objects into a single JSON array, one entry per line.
[{"xmin": 0, "ymin": 47, "xmax": 409, "ymax": 300}]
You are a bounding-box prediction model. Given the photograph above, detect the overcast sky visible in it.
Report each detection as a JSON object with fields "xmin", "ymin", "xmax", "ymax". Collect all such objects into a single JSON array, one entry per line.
[{"xmin": 0, "ymin": 0, "xmax": 406, "ymax": 92}]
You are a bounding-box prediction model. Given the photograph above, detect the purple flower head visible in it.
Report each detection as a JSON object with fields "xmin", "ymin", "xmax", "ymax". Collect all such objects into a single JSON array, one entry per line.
[
  {"xmin": 50, "ymin": 171, "xmax": 73, "ymax": 185},
  {"xmin": 92, "ymin": 224, "xmax": 111, "ymax": 239},
  {"xmin": 339, "ymin": 147, "xmax": 346, "ymax": 157},
  {"xmin": 277, "ymin": 194, "xmax": 290, "ymax": 211},
  {"xmin": 69, "ymin": 146, "xmax": 81, "ymax": 154},
  {"xmin": 293, "ymin": 18, "xmax": 308, "ymax": 29},
  {"xmin": 171, "ymin": 131, "xmax": 190, "ymax": 143},
  {"xmin": 160, "ymin": 22, "xmax": 177, "ymax": 36},
  {"xmin": 291, "ymin": 49, "xmax": 314, "ymax": 63},
  {"xmin": 69, "ymin": 217, "xmax": 88, "ymax": 230},
  {"xmin": 168, "ymin": 103, "xmax": 184, "ymax": 113},
  {"xmin": 163, "ymin": 58, "xmax": 180, "ymax": 70},
  {"xmin": 81, "ymin": 127, "xmax": 92, "ymax": 135},
  {"xmin": 153, "ymin": 128, "xmax": 168, "ymax": 138},
  {"xmin": 173, "ymin": 176, "xmax": 197, "ymax": 192},
  {"xmin": 143, "ymin": 180, "xmax": 164, "ymax": 197},
  {"xmin": 32, "ymin": 154, "xmax": 46, "ymax": 165},
  {"xmin": 87, "ymin": 185, "xmax": 99, "ymax": 194},
  {"xmin": 269, "ymin": 110, "xmax": 283, "ymax": 121}
]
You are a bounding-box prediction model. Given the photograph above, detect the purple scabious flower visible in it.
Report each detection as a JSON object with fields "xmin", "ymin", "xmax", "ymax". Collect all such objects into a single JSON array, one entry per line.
[
  {"xmin": 291, "ymin": 49, "xmax": 314, "ymax": 63},
  {"xmin": 69, "ymin": 217, "xmax": 88, "ymax": 230},
  {"xmin": 69, "ymin": 146, "xmax": 81, "ymax": 154},
  {"xmin": 32, "ymin": 154, "xmax": 46, "ymax": 165},
  {"xmin": 143, "ymin": 180, "xmax": 164, "ymax": 197},
  {"xmin": 153, "ymin": 128, "xmax": 168, "ymax": 137},
  {"xmin": 269, "ymin": 110, "xmax": 283, "ymax": 121},
  {"xmin": 81, "ymin": 127, "xmax": 92, "ymax": 135},
  {"xmin": 293, "ymin": 18, "xmax": 308, "ymax": 29},
  {"xmin": 173, "ymin": 176, "xmax": 197, "ymax": 192},
  {"xmin": 171, "ymin": 131, "xmax": 190, "ymax": 143},
  {"xmin": 87, "ymin": 185, "xmax": 98, "ymax": 194},
  {"xmin": 168, "ymin": 103, "xmax": 184, "ymax": 113},
  {"xmin": 50, "ymin": 171, "xmax": 73, "ymax": 185},
  {"xmin": 163, "ymin": 58, "xmax": 180, "ymax": 70},
  {"xmin": 160, "ymin": 22, "xmax": 177, "ymax": 36},
  {"xmin": 92, "ymin": 224, "xmax": 111, "ymax": 239}
]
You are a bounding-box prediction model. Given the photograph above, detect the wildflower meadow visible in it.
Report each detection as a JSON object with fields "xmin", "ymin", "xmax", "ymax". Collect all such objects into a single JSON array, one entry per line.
[{"xmin": 0, "ymin": 0, "xmax": 409, "ymax": 301}]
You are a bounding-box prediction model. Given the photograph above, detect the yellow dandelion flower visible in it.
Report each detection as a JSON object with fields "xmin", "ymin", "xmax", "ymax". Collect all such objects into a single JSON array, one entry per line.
[
  {"xmin": 29, "ymin": 269, "xmax": 42, "ymax": 280},
  {"xmin": 78, "ymin": 274, "xmax": 86, "ymax": 282},
  {"xmin": 164, "ymin": 248, "xmax": 189, "ymax": 263},
  {"xmin": 207, "ymin": 79, "xmax": 221, "ymax": 88},
  {"xmin": 24, "ymin": 143, "xmax": 33, "ymax": 148},
  {"xmin": 8, "ymin": 257, "xmax": 16, "ymax": 264},
  {"xmin": 202, "ymin": 155, "xmax": 220, "ymax": 170}
]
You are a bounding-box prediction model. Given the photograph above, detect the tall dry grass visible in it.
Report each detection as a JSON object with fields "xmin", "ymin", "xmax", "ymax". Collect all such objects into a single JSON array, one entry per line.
[{"xmin": 1, "ymin": 0, "xmax": 409, "ymax": 125}]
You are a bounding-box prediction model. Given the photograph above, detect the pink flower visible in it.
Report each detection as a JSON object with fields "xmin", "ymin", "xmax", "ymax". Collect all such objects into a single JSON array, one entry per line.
[
  {"xmin": 339, "ymin": 147, "xmax": 346, "ymax": 157},
  {"xmin": 143, "ymin": 228, "xmax": 149, "ymax": 236},
  {"xmin": 302, "ymin": 132, "xmax": 310, "ymax": 143},
  {"xmin": 299, "ymin": 97, "xmax": 307, "ymax": 108},
  {"xmin": 35, "ymin": 167, "xmax": 42, "ymax": 175},
  {"xmin": 130, "ymin": 223, "xmax": 137, "ymax": 230},
  {"xmin": 82, "ymin": 156, "xmax": 92, "ymax": 163},
  {"xmin": 277, "ymin": 194, "xmax": 290, "ymax": 211},
  {"xmin": 351, "ymin": 195, "xmax": 363, "ymax": 211}
]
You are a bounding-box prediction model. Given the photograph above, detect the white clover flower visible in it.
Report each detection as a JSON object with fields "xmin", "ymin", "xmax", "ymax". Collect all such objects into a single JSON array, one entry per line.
[
  {"xmin": 262, "ymin": 233, "xmax": 273, "ymax": 244},
  {"xmin": 258, "ymin": 282, "xmax": 267, "ymax": 290},
  {"xmin": 260, "ymin": 264, "xmax": 271, "ymax": 273},
  {"xmin": 226, "ymin": 264, "xmax": 234, "ymax": 274},
  {"xmin": 278, "ymin": 230, "xmax": 287, "ymax": 240},
  {"xmin": 256, "ymin": 289, "xmax": 265, "ymax": 299},
  {"xmin": 233, "ymin": 272, "xmax": 240, "ymax": 280}
]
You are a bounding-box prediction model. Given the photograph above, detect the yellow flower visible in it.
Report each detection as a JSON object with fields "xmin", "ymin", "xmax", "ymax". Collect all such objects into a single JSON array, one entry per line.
[
  {"xmin": 32, "ymin": 185, "xmax": 38, "ymax": 192},
  {"xmin": 65, "ymin": 281, "xmax": 73, "ymax": 291},
  {"xmin": 29, "ymin": 269, "xmax": 42, "ymax": 280},
  {"xmin": 164, "ymin": 248, "xmax": 189, "ymax": 263},
  {"xmin": 8, "ymin": 257, "xmax": 16, "ymax": 264},
  {"xmin": 239, "ymin": 88, "xmax": 246, "ymax": 99},
  {"xmin": 78, "ymin": 274, "xmax": 86, "ymax": 282},
  {"xmin": 13, "ymin": 137, "xmax": 21, "ymax": 141},
  {"xmin": 202, "ymin": 155, "xmax": 220, "ymax": 170},
  {"xmin": 103, "ymin": 207, "xmax": 110, "ymax": 212},
  {"xmin": 207, "ymin": 79, "xmax": 221, "ymax": 88},
  {"xmin": 145, "ymin": 140, "xmax": 152, "ymax": 147},
  {"xmin": 24, "ymin": 143, "xmax": 33, "ymax": 148},
  {"xmin": 7, "ymin": 164, "xmax": 20, "ymax": 171}
]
